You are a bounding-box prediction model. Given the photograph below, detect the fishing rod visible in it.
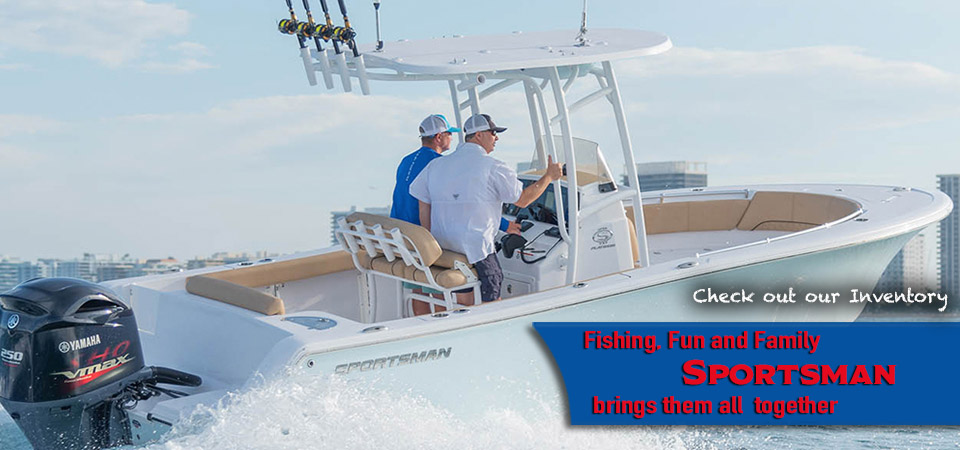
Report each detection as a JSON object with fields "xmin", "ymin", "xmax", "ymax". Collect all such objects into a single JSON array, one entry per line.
[
  {"xmin": 278, "ymin": 0, "xmax": 307, "ymax": 50},
  {"xmin": 317, "ymin": 0, "xmax": 343, "ymax": 55},
  {"xmin": 278, "ymin": 0, "xmax": 318, "ymax": 85},
  {"xmin": 275, "ymin": 0, "xmax": 370, "ymax": 93},
  {"xmin": 335, "ymin": 0, "xmax": 360, "ymax": 57},
  {"xmin": 317, "ymin": 0, "xmax": 351, "ymax": 91},
  {"xmin": 301, "ymin": 0, "xmax": 335, "ymax": 88},
  {"xmin": 337, "ymin": 0, "xmax": 371, "ymax": 94},
  {"xmin": 300, "ymin": 0, "xmax": 324, "ymax": 52}
]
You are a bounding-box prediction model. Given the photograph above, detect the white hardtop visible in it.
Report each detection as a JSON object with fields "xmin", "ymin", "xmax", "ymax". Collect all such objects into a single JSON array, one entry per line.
[{"xmin": 357, "ymin": 29, "xmax": 672, "ymax": 75}]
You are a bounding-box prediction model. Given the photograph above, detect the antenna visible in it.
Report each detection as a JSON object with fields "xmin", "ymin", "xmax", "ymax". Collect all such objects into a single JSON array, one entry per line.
[
  {"xmin": 575, "ymin": 0, "xmax": 589, "ymax": 47},
  {"xmin": 373, "ymin": 1, "xmax": 383, "ymax": 52}
]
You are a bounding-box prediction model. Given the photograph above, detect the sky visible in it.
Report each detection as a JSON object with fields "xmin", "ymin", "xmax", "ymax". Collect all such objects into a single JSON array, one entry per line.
[{"xmin": 1, "ymin": 0, "xmax": 958, "ymax": 261}]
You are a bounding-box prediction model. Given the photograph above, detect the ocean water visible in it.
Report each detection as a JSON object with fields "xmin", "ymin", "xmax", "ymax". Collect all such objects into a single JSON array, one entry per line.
[{"xmin": 2, "ymin": 314, "xmax": 957, "ymax": 449}]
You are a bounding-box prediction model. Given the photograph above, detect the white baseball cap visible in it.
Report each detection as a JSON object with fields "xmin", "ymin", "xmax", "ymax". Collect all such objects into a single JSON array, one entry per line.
[
  {"xmin": 419, "ymin": 114, "xmax": 460, "ymax": 137},
  {"xmin": 463, "ymin": 113, "xmax": 507, "ymax": 135}
]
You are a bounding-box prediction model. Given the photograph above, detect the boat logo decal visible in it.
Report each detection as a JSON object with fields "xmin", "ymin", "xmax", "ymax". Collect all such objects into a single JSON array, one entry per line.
[
  {"xmin": 590, "ymin": 227, "xmax": 615, "ymax": 250},
  {"xmin": 1, "ymin": 348, "xmax": 24, "ymax": 367},
  {"xmin": 58, "ymin": 334, "xmax": 102, "ymax": 353},
  {"xmin": 51, "ymin": 354, "xmax": 135, "ymax": 386},
  {"xmin": 6, "ymin": 314, "xmax": 19, "ymax": 330},
  {"xmin": 332, "ymin": 347, "xmax": 452, "ymax": 374}
]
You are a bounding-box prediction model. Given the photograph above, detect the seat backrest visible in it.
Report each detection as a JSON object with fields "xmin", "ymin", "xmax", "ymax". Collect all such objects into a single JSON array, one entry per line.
[
  {"xmin": 185, "ymin": 276, "xmax": 286, "ymax": 316},
  {"xmin": 202, "ymin": 251, "xmax": 354, "ymax": 287},
  {"xmin": 338, "ymin": 212, "xmax": 443, "ymax": 268},
  {"xmin": 736, "ymin": 192, "xmax": 859, "ymax": 231}
]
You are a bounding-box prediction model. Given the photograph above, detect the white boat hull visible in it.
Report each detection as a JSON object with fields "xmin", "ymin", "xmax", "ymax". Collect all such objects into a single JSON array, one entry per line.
[{"xmin": 297, "ymin": 232, "xmax": 912, "ymax": 417}]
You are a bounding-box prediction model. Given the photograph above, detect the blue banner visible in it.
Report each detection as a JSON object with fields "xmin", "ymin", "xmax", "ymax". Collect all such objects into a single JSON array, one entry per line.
[{"xmin": 533, "ymin": 323, "xmax": 960, "ymax": 425}]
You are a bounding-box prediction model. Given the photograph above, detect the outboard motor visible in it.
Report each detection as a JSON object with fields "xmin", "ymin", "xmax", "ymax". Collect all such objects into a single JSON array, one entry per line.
[{"xmin": 0, "ymin": 278, "xmax": 201, "ymax": 450}]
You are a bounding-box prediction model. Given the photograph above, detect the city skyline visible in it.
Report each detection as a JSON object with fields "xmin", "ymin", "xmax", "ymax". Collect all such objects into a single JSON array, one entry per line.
[
  {"xmin": 0, "ymin": 250, "xmax": 279, "ymax": 291},
  {"xmin": 2, "ymin": 1, "xmax": 958, "ymax": 260}
]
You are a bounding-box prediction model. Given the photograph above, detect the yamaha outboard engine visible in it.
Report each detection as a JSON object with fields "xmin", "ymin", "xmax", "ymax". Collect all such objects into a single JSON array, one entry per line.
[{"xmin": 0, "ymin": 278, "xmax": 201, "ymax": 449}]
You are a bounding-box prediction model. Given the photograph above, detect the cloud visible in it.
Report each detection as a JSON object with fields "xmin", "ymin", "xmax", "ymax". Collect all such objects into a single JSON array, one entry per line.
[
  {"xmin": 0, "ymin": 114, "xmax": 62, "ymax": 170},
  {"xmin": 140, "ymin": 58, "xmax": 215, "ymax": 74},
  {"xmin": 140, "ymin": 41, "xmax": 215, "ymax": 73},
  {"xmin": 0, "ymin": 62, "xmax": 30, "ymax": 70},
  {"xmin": 622, "ymin": 46, "xmax": 960, "ymax": 88},
  {"xmin": 0, "ymin": 0, "xmax": 193, "ymax": 67},
  {"xmin": 0, "ymin": 143, "xmax": 45, "ymax": 166},
  {"xmin": 0, "ymin": 94, "xmax": 459, "ymax": 258},
  {"xmin": 0, "ymin": 114, "xmax": 63, "ymax": 138}
]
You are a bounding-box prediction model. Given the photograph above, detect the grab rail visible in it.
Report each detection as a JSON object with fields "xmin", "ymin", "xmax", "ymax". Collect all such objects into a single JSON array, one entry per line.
[{"xmin": 693, "ymin": 208, "xmax": 865, "ymax": 259}]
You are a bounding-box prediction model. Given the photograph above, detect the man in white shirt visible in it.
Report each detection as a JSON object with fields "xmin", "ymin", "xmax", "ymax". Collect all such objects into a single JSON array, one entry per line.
[{"xmin": 409, "ymin": 113, "xmax": 563, "ymax": 303}]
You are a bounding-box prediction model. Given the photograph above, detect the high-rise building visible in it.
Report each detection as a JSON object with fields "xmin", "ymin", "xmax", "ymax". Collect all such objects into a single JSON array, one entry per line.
[
  {"xmin": 330, "ymin": 205, "xmax": 391, "ymax": 244},
  {"xmin": 97, "ymin": 263, "xmax": 141, "ymax": 282},
  {"xmin": 0, "ymin": 258, "xmax": 50, "ymax": 292},
  {"xmin": 876, "ymin": 233, "xmax": 928, "ymax": 293},
  {"xmin": 625, "ymin": 161, "xmax": 708, "ymax": 192},
  {"xmin": 186, "ymin": 258, "xmax": 225, "ymax": 270},
  {"xmin": 0, "ymin": 258, "xmax": 21, "ymax": 291},
  {"xmin": 54, "ymin": 254, "xmax": 100, "ymax": 282},
  {"xmin": 938, "ymin": 174, "xmax": 959, "ymax": 309}
]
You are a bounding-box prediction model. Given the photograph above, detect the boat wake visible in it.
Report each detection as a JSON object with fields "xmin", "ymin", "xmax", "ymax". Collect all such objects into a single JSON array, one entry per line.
[
  {"xmin": 4, "ymin": 368, "xmax": 957, "ymax": 449},
  {"xmin": 140, "ymin": 370, "xmax": 697, "ymax": 450}
]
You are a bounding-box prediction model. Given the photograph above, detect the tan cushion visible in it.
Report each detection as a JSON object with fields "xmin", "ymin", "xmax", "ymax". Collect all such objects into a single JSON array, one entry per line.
[
  {"xmin": 688, "ymin": 200, "xmax": 750, "ymax": 232},
  {"xmin": 390, "ymin": 259, "xmax": 408, "ymax": 277},
  {"xmin": 737, "ymin": 192, "xmax": 796, "ymax": 231},
  {"xmin": 412, "ymin": 266, "xmax": 478, "ymax": 288},
  {"xmin": 752, "ymin": 221, "xmax": 815, "ymax": 232},
  {"xmin": 641, "ymin": 200, "xmax": 749, "ymax": 235},
  {"xmin": 643, "ymin": 202, "xmax": 690, "ymax": 235},
  {"xmin": 356, "ymin": 252, "xmax": 374, "ymax": 269},
  {"xmin": 346, "ymin": 212, "xmax": 443, "ymax": 266},
  {"xmin": 434, "ymin": 250, "xmax": 472, "ymax": 269},
  {"xmin": 186, "ymin": 276, "xmax": 285, "ymax": 316},
  {"xmin": 206, "ymin": 251, "xmax": 354, "ymax": 287},
  {"xmin": 737, "ymin": 192, "xmax": 859, "ymax": 231},
  {"xmin": 363, "ymin": 257, "xmax": 475, "ymax": 288},
  {"xmin": 623, "ymin": 209, "xmax": 640, "ymax": 266},
  {"xmin": 402, "ymin": 264, "xmax": 418, "ymax": 281},
  {"xmin": 370, "ymin": 256, "xmax": 395, "ymax": 274},
  {"xmin": 365, "ymin": 256, "xmax": 420, "ymax": 280}
]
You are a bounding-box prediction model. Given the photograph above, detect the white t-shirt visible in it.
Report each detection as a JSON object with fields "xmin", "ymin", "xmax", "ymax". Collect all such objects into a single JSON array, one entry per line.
[{"xmin": 409, "ymin": 142, "xmax": 523, "ymax": 264}]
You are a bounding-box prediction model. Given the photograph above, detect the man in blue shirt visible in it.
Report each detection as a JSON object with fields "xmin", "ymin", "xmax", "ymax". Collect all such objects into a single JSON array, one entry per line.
[
  {"xmin": 391, "ymin": 114, "xmax": 519, "ymax": 232},
  {"xmin": 390, "ymin": 114, "xmax": 456, "ymax": 224}
]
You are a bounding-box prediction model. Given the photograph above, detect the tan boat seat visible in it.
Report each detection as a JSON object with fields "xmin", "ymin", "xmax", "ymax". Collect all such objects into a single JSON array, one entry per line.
[
  {"xmin": 184, "ymin": 251, "xmax": 354, "ymax": 316},
  {"xmin": 337, "ymin": 212, "xmax": 481, "ymax": 317},
  {"xmin": 630, "ymin": 192, "xmax": 859, "ymax": 236}
]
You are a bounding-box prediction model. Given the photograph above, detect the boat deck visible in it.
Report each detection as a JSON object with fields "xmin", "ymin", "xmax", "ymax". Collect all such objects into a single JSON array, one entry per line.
[{"xmin": 647, "ymin": 229, "xmax": 790, "ymax": 265}]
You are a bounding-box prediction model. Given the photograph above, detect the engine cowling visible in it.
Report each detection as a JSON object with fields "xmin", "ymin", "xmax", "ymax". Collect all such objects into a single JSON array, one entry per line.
[{"xmin": 0, "ymin": 278, "xmax": 199, "ymax": 449}]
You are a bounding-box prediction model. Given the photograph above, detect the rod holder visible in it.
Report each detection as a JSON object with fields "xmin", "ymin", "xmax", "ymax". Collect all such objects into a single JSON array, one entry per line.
[{"xmin": 300, "ymin": 47, "xmax": 318, "ymax": 86}]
